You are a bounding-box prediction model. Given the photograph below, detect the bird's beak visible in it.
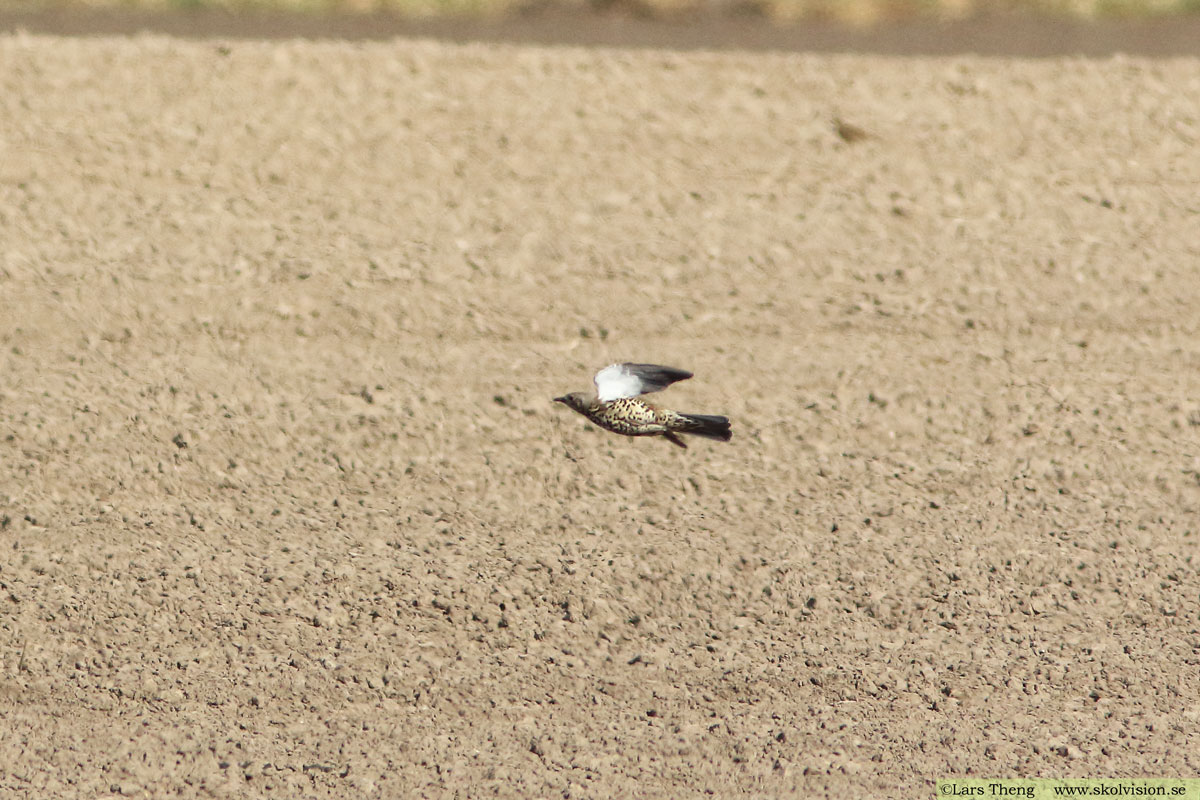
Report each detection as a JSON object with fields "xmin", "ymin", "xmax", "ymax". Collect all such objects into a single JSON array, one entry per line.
[{"xmin": 552, "ymin": 396, "xmax": 567, "ymax": 404}]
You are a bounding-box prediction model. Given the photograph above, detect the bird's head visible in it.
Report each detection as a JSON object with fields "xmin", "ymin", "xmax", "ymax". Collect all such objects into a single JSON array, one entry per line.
[{"xmin": 553, "ymin": 392, "xmax": 590, "ymax": 413}]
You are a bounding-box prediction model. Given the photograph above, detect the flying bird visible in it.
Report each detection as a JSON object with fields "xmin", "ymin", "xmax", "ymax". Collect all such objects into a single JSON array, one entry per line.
[{"xmin": 553, "ymin": 362, "xmax": 732, "ymax": 449}]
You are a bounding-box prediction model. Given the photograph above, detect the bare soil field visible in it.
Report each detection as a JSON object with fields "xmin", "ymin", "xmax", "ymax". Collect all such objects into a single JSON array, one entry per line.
[
  {"xmin": 2, "ymin": 33, "xmax": 1199, "ymax": 798},
  {"xmin": 6, "ymin": 7, "xmax": 1200, "ymax": 56}
]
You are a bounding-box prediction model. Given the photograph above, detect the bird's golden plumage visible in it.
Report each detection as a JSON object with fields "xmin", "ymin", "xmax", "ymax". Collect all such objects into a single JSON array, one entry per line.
[{"xmin": 554, "ymin": 363, "xmax": 731, "ymax": 449}]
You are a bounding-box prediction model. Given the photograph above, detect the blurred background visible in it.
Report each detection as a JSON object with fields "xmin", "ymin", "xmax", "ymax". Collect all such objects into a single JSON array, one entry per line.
[{"xmin": 2, "ymin": 0, "xmax": 1199, "ymax": 55}]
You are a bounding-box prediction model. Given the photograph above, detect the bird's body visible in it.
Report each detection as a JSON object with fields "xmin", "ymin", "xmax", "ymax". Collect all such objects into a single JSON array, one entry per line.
[{"xmin": 554, "ymin": 363, "xmax": 731, "ymax": 449}]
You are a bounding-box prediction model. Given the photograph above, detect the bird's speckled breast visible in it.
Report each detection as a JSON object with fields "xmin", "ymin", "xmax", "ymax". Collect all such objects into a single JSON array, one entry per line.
[{"xmin": 586, "ymin": 398, "xmax": 665, "ymax": 436}]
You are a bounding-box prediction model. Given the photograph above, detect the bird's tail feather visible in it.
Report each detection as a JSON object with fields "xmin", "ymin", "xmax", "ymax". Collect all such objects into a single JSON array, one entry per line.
[{"xmin": 677, "ymin": 413, "xmax": 732, "ymax": 442}]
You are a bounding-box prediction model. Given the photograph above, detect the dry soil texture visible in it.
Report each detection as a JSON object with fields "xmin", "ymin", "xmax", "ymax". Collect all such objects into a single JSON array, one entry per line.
[{"xmin": 2, "ymin": 34, "xmax": 1200, "ymax": 799}]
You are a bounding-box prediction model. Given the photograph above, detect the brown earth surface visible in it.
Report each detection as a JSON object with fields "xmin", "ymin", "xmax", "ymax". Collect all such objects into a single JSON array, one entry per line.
[
  {"xmin": 5, "ymin": 7, "xmax": 1200, "ymax": 56},
  {"xmin": 2, "ymin": 33, "xmax": 1200, "ymax": 799}
]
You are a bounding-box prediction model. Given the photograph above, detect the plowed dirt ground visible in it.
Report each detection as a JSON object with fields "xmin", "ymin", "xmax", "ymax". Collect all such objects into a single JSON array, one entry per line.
[{"xmin": 2, "ymin": 34, "xmax": 1199, "ymax": 798}]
